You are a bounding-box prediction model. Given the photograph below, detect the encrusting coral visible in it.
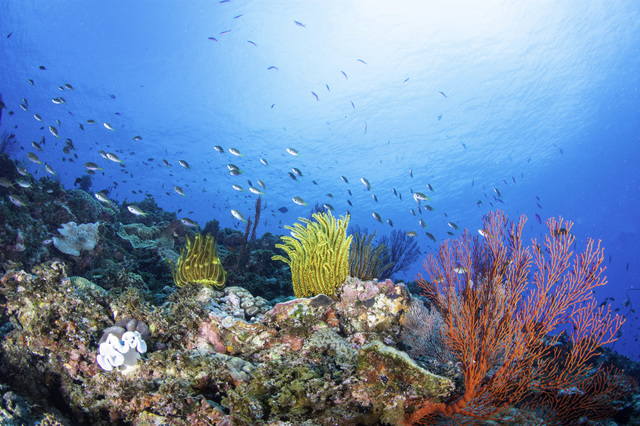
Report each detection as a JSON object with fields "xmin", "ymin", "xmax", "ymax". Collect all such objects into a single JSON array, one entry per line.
[
  {"xmin": 272, "ymin": 210, "xmax": 352, "ymax": 298},
  {"xmin": 168, "ymin": 233, "xmax": 226, "ymax": 289}
]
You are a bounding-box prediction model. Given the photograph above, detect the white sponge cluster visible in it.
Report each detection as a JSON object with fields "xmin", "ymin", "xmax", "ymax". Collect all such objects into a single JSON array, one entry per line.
[{"xmin": 96, "ymin": 331, "xmax": 147, "ymax": 372}]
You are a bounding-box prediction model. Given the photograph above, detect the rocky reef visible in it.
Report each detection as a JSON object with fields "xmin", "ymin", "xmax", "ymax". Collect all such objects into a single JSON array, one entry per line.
[{"xmin": 0, "ymin": 262, "xmax": 455, "ymax": 425}]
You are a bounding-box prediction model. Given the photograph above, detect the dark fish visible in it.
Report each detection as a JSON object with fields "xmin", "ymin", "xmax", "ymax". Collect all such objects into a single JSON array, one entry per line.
[
  {"xmin": 288, "ymin": 172, "xmax": 297, "ymax": 181},
  {"xmin": 341, "ymin": 71, "xmax": 348, "ymax": 79},
  {"xmin": 110, "ymin": 94, "xmax": 116, "ymax": 99},
  {"xmin": 356, "ymin": 59, "xmax": 367, "ymax": 64},
  {"xmin": 7, "ymin": 32, "xmax": 12, "ymax": 38},
  {"xmin": 386, "ymin": 219, "xmax": 393, "ymax": 227},
  {"xmin": 326, "ymin": 84, "xmax": 330, "ymax": 92},
  {"xmin": 461, "ymin": 142, "xmax": 467, "ymax": 149},
  {"xmin": 535, "ymin": 214, "xmax": 541, "ymax": 224},
  {"xmin": 294, "ymin": 20, "xmax": 306, "ymax": 27},
  {"xmin": 409, "ymin": 169, "xmax": 413, "ymax": 178},
  {"xmin": 312, "ymin": 180, "xmax": 318, "ymax": 185},
  {"xmin": 39, "ymin": 65, "xmax": 46, "ymax": 70},
  {"xmin": 234, "ymin": 14, "xmax": 243, "ymax": 19},
  {"xmin": 438, "ymin": 91, "xmax": 447, "ymax": 98},
  {"xmin": 493, "ymin": 187, "xmax": 502, "ymax": 197},
  {"xmin": 426, "ymin": 183, "xmax": 434, "ymax": 192},
  {"xmin": 341, "ymin": 175, "xmax": 349, "ymax": 183},
  {"xmin": 403, "ymin": 77, "xmax": 410, "ymax": 83},
  {"xmin": 311, "ymin": 91, "xmax": 319, "ymax": 101},
  {"xmin": 426, "ymin": 232, "xmax": 436, "ymax": 242},
  {"xmin": 347, "ymin": 189, "xmax": 352, "ymax": 196},
  {"xmin": 267, "ymin": 66, "xmax": 278, "ymax": 70},
  {"xmin": 350, "ymin": 100, "xmax": 355, "ymax": 109},
  {"xmin": 247, "ymin": 40, "xmax": 257, "ymax": 46},
  {"xmin": 278, "ymin": 207, "xmax": 288, "ymax": 213},
  {"xmin": 347, "ymin": 200, "xmax": 353, "ymax": 206},
  {"xmin": 207, "ymin": 37, "xmax": 218, "ymax": 41},
  {"xmin": 220, "ymin": 30, "xmax": 231, "ymax": 35}
]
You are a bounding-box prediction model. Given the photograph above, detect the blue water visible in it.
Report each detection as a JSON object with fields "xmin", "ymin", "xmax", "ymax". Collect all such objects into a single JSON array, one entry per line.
[{"xmin": 1, "ymin": 1, "xmax": 639, "ymax": 359}]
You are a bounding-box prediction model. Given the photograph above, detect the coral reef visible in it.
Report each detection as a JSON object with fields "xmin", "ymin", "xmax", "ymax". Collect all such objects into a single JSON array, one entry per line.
[
  {"xmin": 273, "ymin": 211, "xmax": 352, "ymax": 298},
  {"xmin": 52, "ymin": 221, "xmax": 100, "ymax": 256},
  {"xmin": 0, "ymin": 264, "xmax": 458, "ymax": 424},
  {"xmin": 168, "ymin": 233, "xmax": 226, "ymax": 289}
]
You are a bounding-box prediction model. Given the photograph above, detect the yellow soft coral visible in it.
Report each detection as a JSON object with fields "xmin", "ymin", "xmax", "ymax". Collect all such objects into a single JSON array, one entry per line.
[
  {"xmin": 169, "ymin": 233, "xmax": 226, "ymax": 289},
  {"xmin": 272, "ymin": 211, "xmax": 352, "ymax": 298}
]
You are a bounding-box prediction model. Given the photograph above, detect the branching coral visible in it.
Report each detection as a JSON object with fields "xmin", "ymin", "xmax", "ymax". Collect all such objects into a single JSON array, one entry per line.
[
  {"xmin": 349, "ymin": 231, "xmax": 393, "ymax": 281},
  {"xmin": 168, "ymin": 233, "xmax": 226, "ymax": 289},
  {"xmin": 272, "ymin": 211, "xmax": 352, "ymax": 298}
]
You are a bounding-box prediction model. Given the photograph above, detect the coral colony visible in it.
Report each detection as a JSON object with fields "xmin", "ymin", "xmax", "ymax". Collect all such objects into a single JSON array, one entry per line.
[{"xmin": 0, "ymin": 173, "xmax": 636, "ymax": 424}]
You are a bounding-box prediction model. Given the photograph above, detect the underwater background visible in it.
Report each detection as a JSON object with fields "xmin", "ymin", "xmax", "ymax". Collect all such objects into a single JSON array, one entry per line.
[{"xmin": 1, "ymin": 0, "xmax": 639, "ymax": 364}]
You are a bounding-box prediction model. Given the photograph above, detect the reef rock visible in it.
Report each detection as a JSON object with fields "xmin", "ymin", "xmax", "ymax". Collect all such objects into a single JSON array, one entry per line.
[{"xmin": 52, "ymin": 221, "xmax": 100, "ymax": 256}]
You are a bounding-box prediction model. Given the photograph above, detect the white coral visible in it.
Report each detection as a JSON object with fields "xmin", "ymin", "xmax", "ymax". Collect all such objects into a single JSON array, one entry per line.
[
  {"xmin": 52, "ymin": 221, "xmax": 100, "ymax": 256},
  {"xmin": 96, "ymin": 331, "xmax": 147, "ymax": 372}
]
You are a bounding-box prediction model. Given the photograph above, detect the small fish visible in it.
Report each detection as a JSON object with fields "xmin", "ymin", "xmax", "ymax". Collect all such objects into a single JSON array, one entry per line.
[
  {"xmin": 323, "ymin": 203, "xmax": 334, "ymax": 211},
  {"xmin": 28, "ymin": 79, "xmax": 34, "ymax": 85},
  {"xmin": 226, "ymin": 164, "xmax": 241, "ymax": 171},
  {"xmin": 341, "ymin": 71, "xmax": 348, "ymax": 79},
  {"xmin": 326, "ymin": 84, "xmax": 330, "ymax": 92},
  {"xmin": 426, "ymin": 232, "xmax": 436, "ymax": 242},
  {"xmin": 292, "ymin": 167, "xmax": 303, "ymax": 177},
  {"xmin": 288, "ymin": 172, "xmax": 298, "ymax": 181},
  {"xmin": 94, "ymin": 192, "xmax": 111, "ymax": 203},
  {"xmin": 438, "ymin": 91, "xmax": 447, "ymax": 98},
  {"xmin": 413, "ymin": 192, "xmax": 430, "ymax": 202},
  {"xmin": 207, "ymin": 36, "xmax": 218, "ymax": 41},
  {"xmin": 426, "ymin": 183, "xmax": 434, "ymax": 192},
  {"xmin": 162, "ymin": 159, "xmax": 171, "ymax": 168},
  {"xmin": 277, "ymin": 207, "xmax": 288, "ymax": 213},
  {"xmin": 8, "ymin": 195, "xmax": 27, "ymax": 208},
  {"xmin": 229, "ymin": 148, "xmax": 243, "ymax": 157},
  {"xmin": 478, "ymin": 229, "xmax": 490, "ymax": 238},
  {"xmin": 84, "ymin": 162, "xmax": 102, "ymax": 171},
  {"xmin": 232, "ymin": 184, "xmax": 245, "ymax": 192},
  {"xmin": 106, "ymin": 152, "xmax": 123, "ymax": 163},
  {"xmin": 127, "ymin": 205, "xmax": 147, "ymax": 216},
  {"xmin": 102, "ymin": 122, "xmax": 115, "ymax": 131},
  {"xmin": 292, "ymin": 197, "xmax": 307, "ymax": 206},
  {"xmin": 372, "ymin": 212, "xmax": 382, "ymax": 223},
  {"xmin": 356, "ymin": 59, "xmax": 367, "ymax": 64},
  {"xmin": 0, "ymin": 177, "xmax": 13, "ymax": 188},
  {"xmin": 361, "ymin": 177, "xmax": 371, "ymax": 191},
  {"xmin": 403, "ymin": 77, "xmax": 410, "ymax": 83},
  {"xmin": 33, "ymin": 114, "xmax": 43, "ymax": 121},
  {"xmin": 174, "ymin": 186, "xmax": 186, "ymax": 196},
  {"xmin": 294, "ymin": 20, "xmax": 306, "ymax": 27},
  {"xmin": 64, "ymin": 83, "xmax": 74, "ymax": 90},
  {"xmin": 213, "ymin": 145, "xmax": 224, "ymax": 154},
  {"xmin": 19, "ymin": 103, "xmax": 28, "ymax": 111},
  {"xmin": 180, "ymin": 218, "xmax": 198, "ymax": 227},
  {"xmin": 257, "ymin": 179, "xmax": 266, "ymax": 189},
  {"xmin": 230, "ymin": 169, "xmax": 243, "ymax": 176},
  {"xmin": 286, "ymin": 147, "xmax": 300, "ymax": 156},
  {"xmin": 424, "ymin": 205, "xmax": 434, "ymax": 211},
  {"xmin": 419, "ymin": 219, "xmax": 427, "ymax": 228},
  {"xmin": 260, "ymin": 158, "xmax": 269, "ymax": 166},
  {"xmin": 447, "ymin": 222, "xmax": 459, "ymax": 230},
  {"xmin": 535, "ymin": 214, "xmax": 542, "ymax": 224},
  {"xmin": 493, "ymin": 187, "xmax": 502, "ymax": 197},
  {"xmin": 347, "ymin": 200, "xmax": 353, "ymax": 206},
  {"xmin": 249, "ymin": 187, "xmax": 264, "ymax": 195},
  {"xmin": 311, "ymin": 91, "xmax": 319, "ymax": 102},
  {"xmin": 16, "ymin": 166, "xmax": 29, "ymax": 176},
  {"xmin": 407, "ymin": 231, "xmax": 417, "ymax": 237},
  {"xmin": 27, "ymin": 152, "xmax": 42, "ymax": 164},
  {"xmin": 178, "ymin": 160, "xmax": 190, "ymax": 170},
  {"xmin": 247, "ymin": 40, "xmax": 257, "ymax": 46},
  {"xmin": 341, "ymin": 176, "xmax": 349, "ymax": 184},
  {"xmin": 44, "ymin": 163, "xmax": 55, "ymax": 175},
  {"xmin": 49, "ymin": 126, "xmax": 59, "ymax": 138},
  {"xmin": 409, "ymin": 169, "xmax": 413, "ymax": 178},
  {"xmin": 231, "ymin": 209, "xmax": 247, "ymax": 222},
  {"xmin": 31, "ymin": 141, "xmax": 43, "ymax": 151},
  {"xmin": 386, "ymin": 219, "xmax": 394, "ymax": 227},
  {"xmin": 410, "ymin": 209, "xmax": 416, "ymax": 216},
  {"xmin": 132, "ymin": 136, "xmax": 142, "ymax": 141},
  {"xmin": 15, "ymin": 179, "xmax": 31, "ymax": 188},
  {"xmin": 372, "ymin": 194, "xmax": 378, "ymax": 202}
]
